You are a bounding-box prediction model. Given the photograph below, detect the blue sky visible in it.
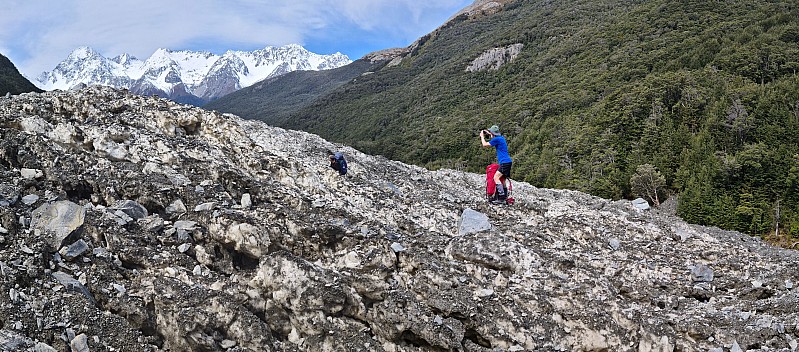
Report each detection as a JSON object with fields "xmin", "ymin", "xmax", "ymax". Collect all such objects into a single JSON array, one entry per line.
[{"xmin": 0, "ymin": 0, "xmax": 473, "ymax": 78}]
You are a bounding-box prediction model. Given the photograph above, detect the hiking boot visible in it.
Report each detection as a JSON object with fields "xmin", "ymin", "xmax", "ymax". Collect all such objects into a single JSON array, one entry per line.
[{"xmin": 488, "ymin": 194, "xmax": 505, "ymax": 205}]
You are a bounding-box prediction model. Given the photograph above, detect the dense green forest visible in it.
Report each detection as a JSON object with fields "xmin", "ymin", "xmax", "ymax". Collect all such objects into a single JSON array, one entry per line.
[
  {"xmin": 213, "ymin": 0, "xmax": 799, "ymax": 242},
  {"xmin": 0, "ymin": 54, "xmax": 42, "ymax": 95}
]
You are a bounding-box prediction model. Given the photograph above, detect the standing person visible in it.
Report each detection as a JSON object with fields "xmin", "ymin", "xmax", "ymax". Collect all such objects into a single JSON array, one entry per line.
[{"xmin": 480, "ymin": 125, "xmax": 512, "ymax": 200}]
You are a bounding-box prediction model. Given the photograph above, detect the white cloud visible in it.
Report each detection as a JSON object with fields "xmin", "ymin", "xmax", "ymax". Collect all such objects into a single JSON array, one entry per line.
[
  {"xmin": 1, "ymin": 0, "xmax": 471, "ymax": 76},
  {"xmin": 334, "ymin": 0, "xmax": 467, "ymax": 30}
]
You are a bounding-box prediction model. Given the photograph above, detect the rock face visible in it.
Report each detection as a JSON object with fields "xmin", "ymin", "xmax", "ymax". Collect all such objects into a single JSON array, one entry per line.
[
  {"xmin": 465, "ymin": 44, "xmax": 524, "ymax": 72},
  {"xmin": 0, "ymin": 86, "xmax": 798, "ymax": 351}
]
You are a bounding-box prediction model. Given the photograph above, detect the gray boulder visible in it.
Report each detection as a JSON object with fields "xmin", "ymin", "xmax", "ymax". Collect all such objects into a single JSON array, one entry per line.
[
  {"xmin": 458, "ymin": 207, "xmax": 491, "ymax": 235},
  {"xmin": 111, "ymin": 200, "xmax": 148, "ymax": 220},
  {"xmin": 632, "ymin": 197, "xmax": 650, "ymax": 210},
  {"xmin": 51, "ymin": 271, "xmax": 96, "ymax": 305},
  {"xmin": 0, "ymin": 184, "xmax": 19, "ymax": 206},
  {"xmin": 30, "ymin": 200, "xmax": 86, "ymax": 250},
  {"xmin": 59, "ymin": 239, "xmax": 89, "ymax": 260},
  {"xmin": 691, "ymin": 263, "xmax": 714, "ymax": 282}
]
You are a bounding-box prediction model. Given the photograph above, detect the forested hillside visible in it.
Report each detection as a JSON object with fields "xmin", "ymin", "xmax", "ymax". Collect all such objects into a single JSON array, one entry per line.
[
  {"xmin": 223, "ymin": 0, "xmax": 799, "ymax": 241},
  {"xmin": 0, "ymin": 54, "xmax": 42, "ymax": 95},
  {"xmin": 204, "ymin": 59, "xmax": 386, "ymax": 122}
]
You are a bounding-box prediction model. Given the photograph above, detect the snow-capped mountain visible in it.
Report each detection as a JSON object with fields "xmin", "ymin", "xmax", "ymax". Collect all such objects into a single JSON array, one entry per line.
[{"xmin": 35, "ymin": 45, "xmax": 351, "ymax": 105}]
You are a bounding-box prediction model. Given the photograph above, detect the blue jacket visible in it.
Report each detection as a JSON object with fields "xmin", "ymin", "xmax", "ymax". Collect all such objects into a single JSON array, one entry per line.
[{"xmin": 489, "ymin": 136, "xmax": 512, "ymax": 164}]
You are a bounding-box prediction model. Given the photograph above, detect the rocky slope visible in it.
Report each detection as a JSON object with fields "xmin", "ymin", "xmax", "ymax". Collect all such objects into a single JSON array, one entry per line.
[{"xmin": 1, "ymin": 87, "xmax": 798, "ymax": 351}]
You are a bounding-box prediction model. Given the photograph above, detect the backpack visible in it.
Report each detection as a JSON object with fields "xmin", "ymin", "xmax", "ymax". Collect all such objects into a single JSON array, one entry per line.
[
  {"xmin": 486, "ymin": 163, "xmax": 514, "ymax": 204},
  {"xmin": 333, "ymin": 152, "xmax": 348, "ymax": 175}
]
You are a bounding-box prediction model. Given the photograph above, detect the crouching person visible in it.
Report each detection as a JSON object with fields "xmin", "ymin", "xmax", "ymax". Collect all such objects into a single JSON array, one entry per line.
[{"xmin": 328, "ymin": 151, "xmax": 348, "ymax": 175}]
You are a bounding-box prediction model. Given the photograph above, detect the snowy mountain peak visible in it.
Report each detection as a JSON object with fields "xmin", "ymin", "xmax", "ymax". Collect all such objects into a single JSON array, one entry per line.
[
  {"xmin": 150, "ymin": 47, "xmax": 169, "ymax": 56},
  {"xmin": 35, "ymin": 45, "xmax": 352, "ymax": 105},
  {"xmin": 68, "ymin": 46, "xmax": 101, "ymax": 60},
  {"xmin": 111, "ymin": 53, "xmax": 139, "ymax": 66}
]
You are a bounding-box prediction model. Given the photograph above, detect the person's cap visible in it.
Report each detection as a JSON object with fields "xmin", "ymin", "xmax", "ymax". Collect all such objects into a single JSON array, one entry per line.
[{"xmin": 488, "ymin": 125, "xmax": 501, "ymax": 136}]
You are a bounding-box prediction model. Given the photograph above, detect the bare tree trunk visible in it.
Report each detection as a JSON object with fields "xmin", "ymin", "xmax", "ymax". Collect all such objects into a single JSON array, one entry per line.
[{"xmin": 775, "ymin": 199, "xmax": 780, "ymax": 239}]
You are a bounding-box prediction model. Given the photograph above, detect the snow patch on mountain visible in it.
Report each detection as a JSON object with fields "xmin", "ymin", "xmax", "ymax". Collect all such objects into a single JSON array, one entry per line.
[{"xmin": 35, "ymin": 45, "xmax": 351, "ymax": 104}]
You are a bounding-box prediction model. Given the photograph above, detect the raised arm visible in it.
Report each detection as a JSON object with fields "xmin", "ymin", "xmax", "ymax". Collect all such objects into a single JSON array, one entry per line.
[{"xmin": 480, "ymin": 130, "xmax": 492, "ymax": 147}]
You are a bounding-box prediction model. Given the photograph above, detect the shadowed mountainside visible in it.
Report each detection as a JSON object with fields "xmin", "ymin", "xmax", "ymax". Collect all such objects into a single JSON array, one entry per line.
[
  {"xmin": 204, "ymin": 59, "xmax": 386, "ymax": 123},
  {"xmin": 0, "ymin": 54, "xmax": 42, "ymax": 96}
]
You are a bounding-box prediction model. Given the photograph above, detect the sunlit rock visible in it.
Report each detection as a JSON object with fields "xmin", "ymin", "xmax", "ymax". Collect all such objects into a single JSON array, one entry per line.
[{"xmin": 0, "ymin": 86, "xmax": 797, "ymax": 351}]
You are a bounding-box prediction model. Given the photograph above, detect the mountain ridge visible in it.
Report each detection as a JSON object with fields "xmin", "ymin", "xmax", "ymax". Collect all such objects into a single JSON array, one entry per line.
[
  {"xmin": 35, "ymin": 45, "xmax": 351, "ymax": 105},
  {"xmin": 0, "ymin": 53, "xmax": 43, "ymax": 96},
  {"xmin": 203, "ymin": 58, "xmax": 390, "ymax": 122}
]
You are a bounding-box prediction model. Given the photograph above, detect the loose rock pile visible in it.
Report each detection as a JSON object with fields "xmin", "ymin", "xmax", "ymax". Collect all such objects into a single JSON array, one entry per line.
[{"xmin": 1, "ymin": 87, "xmax": 797, "ymax": 351}]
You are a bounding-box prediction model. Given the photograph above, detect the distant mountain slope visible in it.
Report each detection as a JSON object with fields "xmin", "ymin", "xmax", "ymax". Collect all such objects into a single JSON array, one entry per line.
[
  {"xmin": 35, "ymin": 45, "xmax": 351, "ymax": 105},
  {"xmin": 240, "ymin": 0, "xmax": 799, "ymax": 239},
  {"xmin": 0, "ymin": 54, "xmax": 42, "ymax": 95},
  {"xmin": 204, "ymin": 58, "xmax": 386, "ymax": 122}
]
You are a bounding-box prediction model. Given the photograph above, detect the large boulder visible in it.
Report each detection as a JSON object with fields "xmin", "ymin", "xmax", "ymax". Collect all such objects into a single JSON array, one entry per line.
[
  {"xmin": 31, "ymin": 200, "xmax": 86, "ymax": 250},
  {"xmin": 458, "ymin": 207, "xmax": 491, "ymax": 235}
]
